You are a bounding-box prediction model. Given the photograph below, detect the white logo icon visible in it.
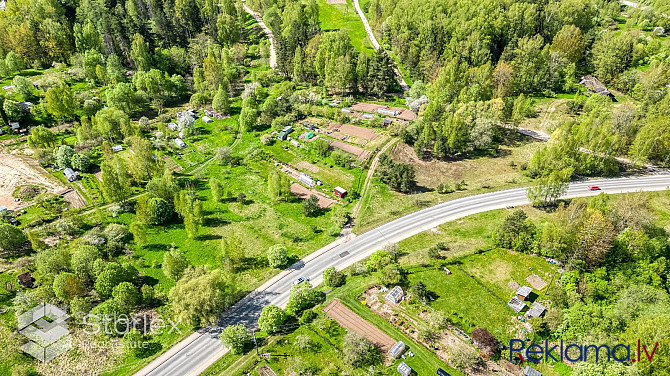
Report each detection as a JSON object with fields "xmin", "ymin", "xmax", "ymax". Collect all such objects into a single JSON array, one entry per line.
[{"xmin": 18, "ymin": 303, "xmax": 72, "ymax": 361}]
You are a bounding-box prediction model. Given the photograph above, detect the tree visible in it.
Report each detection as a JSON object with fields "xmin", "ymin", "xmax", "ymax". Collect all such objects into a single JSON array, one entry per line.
[
  {"xmin": 130, "ymin": 33, "xmax": 152, "ymax": 71},
  {"xmin": 494, "ymin": 210, "xmax": 537, "ymax": 253},
  {"xmin": 3, "ymin": 100, "xmax": 23, "ymax": 121},
  {"xmin": 162, "ymin": 250, "xmax": 189, "ymax": 280},
  {"xmin": 71, "ymin": 244, "xmax": 102, "ymax": 285},
  {"xmin": 127, "ymin": 136, "xmax": 158, "ymax": 181},
  {"xmin": 409, "ymin": 281, "xmax": 428, "ymax": 302},
  {"xmin": 53, "ymin": 273, "xmax": 86, "ymax": 302},
  {"xmin": 378, "ymin": 263, "xmax": 403, "ymax": 285},
  {"xmin": 210, "ymin": 179, "xmax": 224, "ymax": 202},
  {"xmin": 12, "ymin": 76, "xmax": 33, "ymax": 99},
  {"xmin": 45, "ymin": 84, "xmax": 75, "ymax": 121},
  {"xmin": 144, "ymin": 197, "xmax": 173, "ymax": 225},
  {"xmin": 323, "ymin": 267, "xmax": 345, "ymax": 287},
  {"xmin": 302, "ymin": 195, "xmax": 320, "ymax": 217},
  {"xmin": 574, "ymin": 210, "xmax": 616, "ymax": 269},
  {"xmin": 5, "ymin": 52, "xmax": 25, "ymax": 74},
  {"xmin": 71, "ymin": 154, "xmax": 90, "ymax": 172},
  {"xmin": 27, "ymin": 126, "xmax": 57, "ymax": 149},
  {"xmin": 95, "ymin": 263, "xmax": 137, "ymax": 299},
  {"xmin": 174, "ymin": 190, "xmax": 203, "ymax": 239},
  {"xmin": 220, "ymin": 324, "xmax": 251, "ymax": 354},
  {"xmin": 258, "ymin": 305, "xmax": 288, "ymax": 334},
  {"xmin": 122, "ymin": 329, "xmax": 148, "ymax": 358},
  {"xmin": 239, "ymin": 98, "xmax": 258, "ymax": 130},
  {"xmin": 376, "ymin": 155, "xmax": 415, "ymax": 193},
  {"xmin": 286, "ymin": 282, "xmax": 320, "ymax": 316},
  {"xmin": 169, "ymin": 270, "xmax": 233, "ymax": 326},
  {"xmin": 471, "ymin": 328, "xmax": 498, "ymax": 357},
  {"xmin": 342, "ymin": 332, "xmax": 382, "ymax": 368},
  {"xmin": 55, "ymin": 145, "xmax": 75, "ymax": 169},
  {"xmin": 267, "ymin": 171, "xmax": 290, "ymax": 201},
  {"xmin": 129, "ymin": 221, "xmax": 147, "ymax": 247},
  {"xmin": 0, "ymin": 224, "xmax": 27, "ymax": 253},
  {"xmin": 267, "ymin": 244, "xmax": 289, "ymax": 268},
  {"xmin": 112, "ymin": 282, "xmax": 140, "ymax": 310},
  {"xmin": 101, "ymin": 156, "xmax": 132, "ymax": 203},
  {"xmin": 212, "ymin": 85, "xmax": 230, "ymax": 114},
  {"xmin": 95, "ymin": 107, "xmax": 134, "ymax": 142}
]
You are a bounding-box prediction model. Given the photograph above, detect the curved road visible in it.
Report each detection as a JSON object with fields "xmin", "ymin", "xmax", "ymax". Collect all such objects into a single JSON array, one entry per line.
[{"xmin": 136, "ymin": 174, "xmax": 670, "ymax": 376}]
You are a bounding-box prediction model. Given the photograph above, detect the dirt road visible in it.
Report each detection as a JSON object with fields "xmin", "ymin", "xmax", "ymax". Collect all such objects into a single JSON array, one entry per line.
[{"xmin": 243, "ymin": 2, "xmax": 277, "ymax": 69}]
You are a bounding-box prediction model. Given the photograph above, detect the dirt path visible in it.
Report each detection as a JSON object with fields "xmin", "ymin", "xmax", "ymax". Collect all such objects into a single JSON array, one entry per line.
[
  {"xmin": 243, "ymin": 2, "xmax": 277, "ymax": 69},
  {"xmin": 352, "ymin": 138, "xmax": 398, "ymax": 219},
  {"xmin": 352, "ymin": 0, "xmax": 410, "ymax": 92}
]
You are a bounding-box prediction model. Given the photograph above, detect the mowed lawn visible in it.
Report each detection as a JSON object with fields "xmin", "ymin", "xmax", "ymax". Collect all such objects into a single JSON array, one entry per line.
[{"xmin": 317, "ymin": 0, "xmax": 375, "ymax": 53}]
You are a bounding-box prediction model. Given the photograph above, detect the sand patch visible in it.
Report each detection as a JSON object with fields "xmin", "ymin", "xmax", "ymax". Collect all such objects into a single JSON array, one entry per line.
[{"xmin": 0, "ymin": 153, "xmax": 66, "ymax": 209}]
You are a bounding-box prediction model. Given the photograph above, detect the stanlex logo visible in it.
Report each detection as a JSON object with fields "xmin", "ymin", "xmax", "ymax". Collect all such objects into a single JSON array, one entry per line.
[
  {"xmin": 18, "ymin": 303, "xmax": 72, "ymax": 362},
  {"xmin": 510, "ymin": 339, "xmax": 659, "ymax": 363}
]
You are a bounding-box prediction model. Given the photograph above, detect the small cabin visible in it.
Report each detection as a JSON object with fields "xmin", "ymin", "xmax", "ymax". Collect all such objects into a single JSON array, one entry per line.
[
  {"xmin": 516, "ymin": 285, "xmax": 532, "ymax": 301},
  {"xmin": 112, "ymin": 145, "xmax": 123, "ymax": 153},
  {"xmin": 64, "ymin": 168, "xmax": 79, "ymax": 182},
  {"xmin": 508, "ymin": 296, "xmax": 526, "ymax": 313},
  {"xmin": 175, "ymin": 138, "xmax": 187, "ymax": 148},
  {"xmin": 526, "ymin": 302, "xmax": 546, "ymax": 319},
  {"xmin": 17, "ymin": 272, "xmax": 35, "ymax": 288},
  {"xmin": 334, "ymin": 186, "xmax": 347, "ymax": 199},
  {"xmin": 386, "ymin": 286, "xmax": 404, "ymax": 304},
  {"xmin": 202, "ymin": 116, "xmax": 213, "ymax": 123}
]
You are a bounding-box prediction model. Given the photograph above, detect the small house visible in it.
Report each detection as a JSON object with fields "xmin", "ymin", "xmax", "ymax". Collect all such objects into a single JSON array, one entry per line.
[
  {"xmin": 389, "ymin": 341, "xmax": 406, "ymax": 358},
  {"xmin": 523, "ymin": 366, "xmax": 542, "ymax": 376},
  {"xmin": 277, "ymin": 131, "xmax": 288, "ymax": 141},
  {"xmin": 202, "ymin": 116, "xmax": 213, "ymax": 123},
  {"xmin": 334, "ymin": 186, "xmax": 347, "ymax": 199},
  {"xmin": 383, "ymin": 118, "xmax": 393, "ymax": 126},
  {"xmin": 526, "ymin": 302, "xmax": 546, "ymax": 319},
  {"xmin": 17, "ymin": 273, "xmax": 35, "ymax": 288},
  {"xmin": 299, "ymin": 173, "xmax": 316, "ymax": 187},
  {"xmin": 397, "ymin": 362, "xmax": 412, "ymax": 376},
  {"xmin": 579, "ymin": 75, "xmax": 616, "ymax": 101},
  {"xmin": 9, "ymin": 122, "xmax": 20, "ymax": 131},
  {"xmin": 516, "ymin": 286, "xmax": 532, "ymax": 301},
  {"xmin": 290, "ymin": 139, "xmax": 300, "ymax": 147},
  {"xmin": 305, "ymin": 131, "xmax": 315, "ymax": 139},
  {"xmin": 386, "ymin": 286, "xmax": 404, "ymax": 304},
  {"xmin": 378, "ymin": 108, "xmax": 398, "ymax": 117},
  {"xmin": 508, "ymin": 297, "xmax": 526, "ymax": 313},
  {"xmin": 112, "ymin": 145, "xmax": 123, "ymax": 153},
  {"xmin": 341, "ymin": 108, "xmax": 351, "ymax": 113},
  {"xmin": 167, "ymin": 122, "xmax": 178, "ymax": 131},
  {"xmin": 175, "ymin": 138, "xmax": 187, "ymax": 148},
  {"xmin": 362, "ymin": 113, "xmax": 375, "ymax": 120},
  {"xmin": 64, "ymin": 168, "xmax": 79, "ymax": 182}
]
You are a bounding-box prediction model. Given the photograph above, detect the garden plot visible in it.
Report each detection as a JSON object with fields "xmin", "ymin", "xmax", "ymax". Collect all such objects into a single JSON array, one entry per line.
[
  {"xmin": 0, "ymin": 153, "xmax": 66, "ymax": 210},
  {"xmin": 323, "ymin": 299, "xmax": 395, "ymax": 353},
  {"xmin": 330, "ymin": 140, "xmax": 371, "ymax": 161},
  {"xmin": 328, "ymin": 123, "xmax": 379, "ymax": 142},
  {"xmin": 290, "ymin": 183, "xmax": 335, "ymax": 209}
]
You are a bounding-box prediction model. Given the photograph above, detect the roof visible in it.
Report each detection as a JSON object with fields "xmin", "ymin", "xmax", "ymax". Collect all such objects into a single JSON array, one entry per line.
[
  {"xmin": 526, "ymin": 302, "xmax": 546, "ymax": 318},
  {"xmin": 397, "ymin": 362, "xmax": 412, "ymax": 376},
  {"xmin": 579, "ymin": 75, "xmax": 614, "ymax": 98},
  {"xmin": 508, "ymin": 297, "xmax": 526, "ymax": 312},
  {"xmin": 305, "ymin": 131, "xmax": 314, "ymax": 139},
  {"xmin": 17, "ymin": 272, "xmax": 34, "ymax": 284},
  {"xmin": 9, "ymin": 122, "xmax": 19, "ymax": 129},
  {"xmin": 524, "ymin": 366, "xmax": 542, "ymax": 376},
  {"xmin": 334, "ymin": 186, "xmax": 347, "ymax": 193},
  {"xmin": 202, "ymin": 116, "xmax": 213, "ymax": 123},
  {"xmin": 389, "ymin": 341, "xmax": 406, "ymax": 357},
  {"xmin": 64, "ymin": 168, "xmax": 77, "ymax": 177},
  {"xmin": 175, "ymin": 138, "xmax": 187, "ymax": 147},
  {"xmin": 112, "ymin": 145, "xmax": 123, "ymax": 152},
  {"xmin": 386, "ymin": 286, "xmax": 404, "ymax": 304},
  {"xmin": 167, "ymin": 122, "xmax": 178, "ymax": 130},
  {"xmin": 516, "ymin": 285, "xmax": 532, "ymax": 298}
]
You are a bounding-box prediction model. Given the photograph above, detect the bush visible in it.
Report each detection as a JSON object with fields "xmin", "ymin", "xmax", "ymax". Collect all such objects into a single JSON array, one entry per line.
[
  {"xmin": 299, "ymin": 309, "xmax": 317, "ymax": 324},
  {"xmin": 145, "ymin": 197, "xmax": 172, "ymax": 224},
  {"xmin": 342, "ymin": 332, "xmax": 382, "ymax": 368},
  {"xmin": 302, "ymin": 195, "xmax": 320, "ymax": 217},
  {"xmin": 323, "ymin": 267, "xmax": 345, "ymax": 287},
  {"xmin": 219, "ymin": 324, "xmax": 251, "ymax": 354},
  {"xmin": 258, "ymin": 305, "xmax": 288, "ymax": 334},
  {"xmin": 267, "ymin": 244, "xmax": 289, "ymax": 268},
  {"xmin": 162, "ymin": 250, "xmax": 189, "ymax": 280},
  {"xmin": 286, "ymin": 282, "xmax": 320, "ymax": 316},
  {"xmin": 71, "ymin": 154, "xmax": 91, "ymax": 172},
  {"xmin": 436, "ymin": 183, "xmax": 454, "ymax": 194}
]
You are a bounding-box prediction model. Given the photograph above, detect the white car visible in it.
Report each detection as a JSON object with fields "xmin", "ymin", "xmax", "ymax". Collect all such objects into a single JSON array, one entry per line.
[{"xmin": 293, "ymin": 277, "xmax": 309, "ymax": 285}]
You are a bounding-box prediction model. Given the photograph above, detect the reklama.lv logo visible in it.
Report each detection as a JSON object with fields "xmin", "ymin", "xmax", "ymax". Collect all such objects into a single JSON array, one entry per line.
[{"xmin": 510, "ymin": 339, "xmax": 659, "ymax": 363}]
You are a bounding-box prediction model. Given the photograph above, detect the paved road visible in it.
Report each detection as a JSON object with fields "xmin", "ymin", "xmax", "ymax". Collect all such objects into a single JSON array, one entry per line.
[{"xmin": 136, "ymin": 174, "xmax": 670, "ymax": 376}]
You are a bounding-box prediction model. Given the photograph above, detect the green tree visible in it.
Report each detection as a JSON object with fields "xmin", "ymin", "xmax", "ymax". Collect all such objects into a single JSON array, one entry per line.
[
  {"xmin": 27, "ymin": 126, "xmax": 57, "ymax": 149},
  {"xmin": 55, "ymin": 145, "xmax": 75, "ymax": 169},
  {"xmin": 101, "ymin": 156, "xmax": 132, "ymax": 203},
  {"xmin": 71, "ymin": 154, "xmax": 90, "ymax": 171},
  {"xmin": 129, "ymin": 221, "xmax": 148, "ymax": 247},
  {"xmin": 323, "ymin": 266, "xmax": 345, "ymax": 287},
  {"xmin": 122, "ymin": 329, "xmax": 148, "ymax": 357},
  {"xmin": 3, "ymin": 100, "xmax": 23, "ymax": 121},
  {"xmin": 302, "ymin": 195, "xmax": 320, "ymax": 217},
  {"xmin": 285, "ymin": 282, "xmax": 320, "ymax": 316},
  {"xmin": 53, "ymin": 273, "xmax": 86, "ymax": 302},
  {"xmin": 45, "ymin": 83, "xmax": 76, "ymax": 121},
  {"xmin": 112, "ymin": 282, "xmax": 140, "ymax": 310},
  {"xmin": 143, "ymin": 197, "xmax": 173, "ymax": 225},
  {"xmin": 212, "ymin": 84, "xmax": 230, "ymax": 114},
  {"xmin": 174, "ymin": 190, "xmax": 203, "ymax": 239},
  {"xmin": 130, "ymin": 33, "xmax": 152, "ymax": 71},
  {"xmin": 409, "ymin": 281, "xmax": 428, "ymax": 302},
  {"xmin": 210, "ymin": 179, "xmax": 224, "ymax": 202},
  {"xmin": 11, "ymin": 76, "xmax": 33, "ymax": 99},
  {"xmin": 342, "ymin": 332, "xmax": 382, "ymax": 368},
  {"xmin": 267, "ymin": 244, "xmax": 289, "ymax": 268},
  {"xmin": 219, "ymin": 324, "xmax": 251, "ymax": 354},
  {"xmin": 258, "ymin": 305, "xmax": 288, "ymax": 334},
  {"xmin": 169, "ymin": 270, "xmax": 233, "ymax": 326},
  {"xmin": 71, "ymin": 244, "xmax": 102, "ymax": 285},
  {"xmin": 162, "ymin": 250, "xmax": 189, "ymax": 280}
]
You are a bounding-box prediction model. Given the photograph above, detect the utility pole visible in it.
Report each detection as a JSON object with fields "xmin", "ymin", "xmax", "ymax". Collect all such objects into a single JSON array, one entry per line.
[{"xmin": 252, "ymin": 329, "xmax": 260, "ymax": 357}]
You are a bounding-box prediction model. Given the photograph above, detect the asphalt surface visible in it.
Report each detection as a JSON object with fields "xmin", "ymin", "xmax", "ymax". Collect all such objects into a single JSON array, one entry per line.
[{"xmin": 137, "ymin": 174, "xmax": 670, "ymax": 376}]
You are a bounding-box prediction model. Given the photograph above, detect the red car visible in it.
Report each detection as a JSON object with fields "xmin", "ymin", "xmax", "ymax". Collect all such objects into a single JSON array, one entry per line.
[{"xmin": 588, "ymin": 185, "xmax": 601, "ymax": 191}]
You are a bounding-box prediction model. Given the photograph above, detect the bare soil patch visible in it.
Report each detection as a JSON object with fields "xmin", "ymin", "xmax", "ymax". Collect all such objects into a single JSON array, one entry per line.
[
  {"xmin": 323, "ymin": 299, "xmax": 395, "ymax": 353},
  {"xmin": 328, "ymin": 123, "xmax": 379, "ymax": 141},
  {"xmin": 290, "ymin": 183, "xmax": 335, "ymax": 209},
  {"xmin": 526, "ymin": 273, "xmax": 548, "ymax": 291},
  {"xmin": 330, "ymin": 141, "xmax": 371, "ymax": 161},
  {"xmin": 350, "ymin": 102, "xmax": 417, "ymax": 121},
  {"xmin": 0, "ymin": 153, "xmax": 66, "ymax": 209}
]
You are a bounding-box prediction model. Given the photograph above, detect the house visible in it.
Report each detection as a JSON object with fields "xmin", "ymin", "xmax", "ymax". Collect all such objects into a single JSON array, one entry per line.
[
  {"xmin": 389, "ymin": 341, "xmax": 406, "ymax": 358},
  {"xmin": 175, "ymin": 138, "xmax": 187, "ymax": 148},
  {"xmin": 386, "ymin": 286, "xmax": 404, "ymax": 304},
  {"xmin": 17, "ymin": 273, "xmax": 35, "ymax": 288},
  {"xmin": 378, "ymin": 108, "xmax": 398, "ymax": 117},
  {"xmin": 64, "ymin": 168, "xmax": 79, "ymax": 182},
  {"xmin": 523, "ymin": 366, "xmax": 542, "ymax": 376},
  {"xmin": 112, "ymin": 145, "xmax": 123, "ymax": 153},
  {"xmin": 516, "ymin": 286, "xmax": 532, "ymax": 301},
  {"xmin": 397, "ymin": 362, "xmax": 412, "ymax": 376},
  {"xmin": 362, "ymin": 113, "xmax": 376, "ymax": 120},
  {"xmin": 305, "ymin": 131, "xmax": 315, "ymax": 140},
  {"xmin": 202, "ymin": 116, "xmax": 213, "ymax": 123},
  {"xmin": 2, "ymin": 85, "xmax": 14, "ymax": 91},
  {"xmin": 334, "ymin": 186, "xmax": 347, "ymax": 199},
  {"xmin": 167, "ymin": 122, "xmax": 178, "ymax": 131},
  {"xmin": 526, "ymin": 302, "xmax": 546, "ymax": 319},
  {"xmin": 299, "ymin": 173, "xmax": 316, "ymax": 187},
  {"xmin": 382, "ymin": 118, "xmax": 393, "ymax": 126},
  {"xmin": 290, "ymin": 139, "xmax": 300, "ymax": 147},
  {"xmin": 9, "ymin": 122, "xmax": 20, "ymax": 131},
  {"xmin": 341, "ymin": 108, "xmax": 352, "ymax": 114},
  {"xmin": 277, "ymin": 126, "xmax": 294, "ymax": 141},
  {"xmin": 579, "ymin": 75, "xmax": 616, "ymax": 101},
  {"xmin": 508, "ymin": 297, "xmax": 526, "ymax": 313}
]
